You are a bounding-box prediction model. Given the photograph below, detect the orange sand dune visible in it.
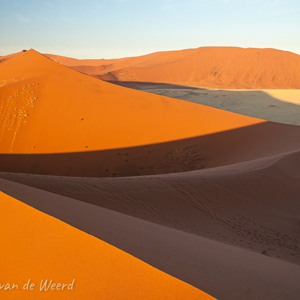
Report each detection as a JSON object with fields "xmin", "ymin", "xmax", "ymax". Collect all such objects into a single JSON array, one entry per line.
[
  {"xmin": 0, "ymin": 191, "xmax": 213, "ymax": 299},
  {"xmin": 1, "ymin": 146, "xmax": 300, "ymax": 300},
  {"xmin": 1, "ymin": 46, "xmax": 300, "ymax": 300},
  {"xmin": 44, "ymin": 47, "xmax": 300, "ymax": 89},
  {"xmin": 0, "ymin": 49, "xmax": 264, "ymax": 154},
  {"xmin": 2, "ymin": 150, "xmax": 299, "ymax": 265},
  {"xmin": 0, "ymin": 51, "xmax": 23, "ymax": 64},
  {"xmin": 0, "ymin": 121, "xmax": 299, "ymax": 177},
  {"xmin": 43, "ymin": 53, "xmax": 116, "ymax": 66}
]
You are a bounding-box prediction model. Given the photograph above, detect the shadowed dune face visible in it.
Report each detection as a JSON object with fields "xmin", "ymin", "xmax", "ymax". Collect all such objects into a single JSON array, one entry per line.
[
  {"xmin": 44, "ymin": 47, "xmax": 300, "ymax": 89},
  {"xmin": 0, "ymin": 49, "xmax": 264, "ymax": 154},
  {"xmin": 2, "ymin": 150, "xmax": 300, "ymax": 265},
  {"xmin": 1, "ymin": 148, "xmax": 300, "ymax": 300},
  {"xmin": 0, "ymin": 121, "xmax": 300, "ymax": 177},
  {"xmin": 109, "ymin": 82, "xmax": 300, "ymax": 126},
  {"xmin": 3, "ymin": 47, "xmax": 300, "ymax": 89},
  {"xmin": 0, "ymin": 191, "xmax": 214, "ymax": 300}
]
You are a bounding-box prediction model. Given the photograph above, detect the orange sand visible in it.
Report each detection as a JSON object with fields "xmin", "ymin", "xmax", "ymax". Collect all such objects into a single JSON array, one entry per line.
[
  {"xmin": 44, "ymin": 47, "xmax": 300, "ymax": 89},
  {"xmin": 0, "ymin": 51, "xmax": 22, "ymax": 64},
  {"xmin": 0, "ymin": 49, "xmax": 264, "ymax": 154},
  {"xmin": 1, "ymin": 47, "xmax": 300, "ymax": 300},
  {"xmin": 3, "ymin": 47, "xmax": 300, "ymax": 89},
  {"xmin": 0, "ymin": 191, "xmax": 214, "ymax": 299}
]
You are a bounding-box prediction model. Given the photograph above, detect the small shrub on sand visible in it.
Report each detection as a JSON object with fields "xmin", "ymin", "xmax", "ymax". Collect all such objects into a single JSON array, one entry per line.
[{"xmin": 262, "ymin": 250, "xmax": 269, "ymax": 256}]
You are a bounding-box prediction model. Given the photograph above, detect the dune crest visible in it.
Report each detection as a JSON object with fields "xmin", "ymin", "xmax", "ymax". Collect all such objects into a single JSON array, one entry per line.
[
  {"xmin": 0, "ymin": 191, "xmax": 214, "ymax": 299},
  {"xmin": 44, "ymin": 47, "xmax": 300, "ymax": 89},
  {"xmin": 3, "ymin": 47, "xmax": 299, "ymax": 89},
  {"xmin": 0, "ymin": 51, "xmax": 23, "ymax": 64}
]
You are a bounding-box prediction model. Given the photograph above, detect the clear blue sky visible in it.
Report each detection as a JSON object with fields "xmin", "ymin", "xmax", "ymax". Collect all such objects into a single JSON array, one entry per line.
[{"xmin": 1, "ymin": 0, "xmax": 300, "ymax": 58}]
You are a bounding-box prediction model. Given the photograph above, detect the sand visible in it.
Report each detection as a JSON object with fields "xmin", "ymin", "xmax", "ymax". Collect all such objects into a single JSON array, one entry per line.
[
  {"xmin": 110, "ymin": 82, "xmax": 300, "ymax": 125},
  {"xmin": 0, "ymin": 120, "xmax": 299, "ymax": 177},
  {"xmin": 0, "ymin": 49, "xmax": 264, "ymax": 154},
  {"xmin": 0, "ymin": 190, "xmax": 212, "ymax": 299},
  {"xmin": 1, "ymin": 47, "xmax": 300, "ymax": 300},
  {"xmin": 43, "ymin": 47, "xmax": 300, "ymax": 89},
  {"xmin": 1, "ymin": 148, "xmax": 300, "ymax": 300},
  {"xmin": 0, "ymin": 51, "xmax": 22, "ymax": 63},
  {"xmin": 45, "ymin": 47, "xmax": 300, "ymax": 125},
  {"xmin": 3, "ymin": 47, "xmax": 300, "ymax": 89}
]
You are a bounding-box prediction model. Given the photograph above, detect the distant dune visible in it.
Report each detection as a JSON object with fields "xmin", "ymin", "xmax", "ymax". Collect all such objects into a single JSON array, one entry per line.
[
  {"xmin": 2, "ymin": 47, "xmax": 300, "ymax": 89},
  {"xmin": 0, "ymin": 51, "xmax": 22, "ymax": 63},
  {"xmin": 44, "ymin": 47, "xmax": 300, "ymax": 89}
]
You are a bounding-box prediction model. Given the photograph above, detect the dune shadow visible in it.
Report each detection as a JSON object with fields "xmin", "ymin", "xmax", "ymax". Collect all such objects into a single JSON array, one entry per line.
[
  {"xmin": 0, "ymin": 121, "xmax": 299, "ymax": 177},
  {"xmin": 105, "ymin": 81, "xmax": 205, "ymax": 91},
  {"xmin": 107, "ymin": 81, "xmax": 300, "ymax": 126},
  {"xmin": 2, "ymin": 175, "xmax": 300, "ymax": 300}
]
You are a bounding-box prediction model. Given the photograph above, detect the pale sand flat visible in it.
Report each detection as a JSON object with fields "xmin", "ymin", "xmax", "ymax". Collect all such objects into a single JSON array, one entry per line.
[{"xmin": 110, "ymin": 82, "xmax": 300, "ymax": 125}]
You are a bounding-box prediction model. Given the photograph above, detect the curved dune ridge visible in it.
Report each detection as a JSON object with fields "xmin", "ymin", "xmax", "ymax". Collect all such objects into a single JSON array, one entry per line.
[
  {"xmin": 43, "ymin": 47, "xmax": 300, "ymax": 89},
  {"xmin": 0, "ymin": 120, "xmax": 299, "ymax": 177},
  {"xmin": 1, "ymin": 147, "xmax": 300, "ymax": 299},
  {"xmin": 2, "ymin": 47, "xmax": 300, "ymax": 89},
  {"xmin": 0, "ymin": 49, "xmax": 264, "ymax": 154},
  {"xmin": 0, "ymin": 191, "xmax": 213, "ymax": 299}
]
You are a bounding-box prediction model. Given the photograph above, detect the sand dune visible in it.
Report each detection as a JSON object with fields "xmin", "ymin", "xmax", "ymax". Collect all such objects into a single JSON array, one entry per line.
[
  {"xmin": 1, "ymin": 47, "xmax": 299, "ymax": 300},
  {"xmin": 43, "ymin": 47, "xmax": 300, "ymax": 89},
  {"xmin": 0, "ymin": 121, "xmax": 299, "ymax": 177},
  {"xmin": 1, "ymin": 150, "xmax": 300, "ymax": 265},
  {"xmin": 1, "ymin": 50, "xmax": 300, "ymax": 177},
  {"xmin": 42, "ymin": 53, "xmax": 119, "ymax": 67},
  {"xmin": 0, "ymin": 190, "xmax": 212, "ymax": 299},
  {"xmin": 3, "ymin": 47, "xmax": 300, "ymax": 89},
  {"xmin": 0, "ymin": 49, "xmax": 264, "ymax": 155},
  {"xmin": 1, "ymin": 146, "xmax": 300, "ymax": 300}
]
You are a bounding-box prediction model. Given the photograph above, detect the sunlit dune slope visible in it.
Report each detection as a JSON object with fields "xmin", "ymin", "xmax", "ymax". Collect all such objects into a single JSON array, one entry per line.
[
  {"xmin": 0, "ymin": 191, "xmax": 214, "ymax": 299},
  {"xmin": 1, "ymin": 173, "xmax": 300, "ymax": 300},
  {"xmin": 0, "ymin": 49, "xmax": 263, "ymax": 154},
  {"xmin": 0, "ymin": 51, "xmax": 22, "ymax": 64},
  {"xmin": 45, "ymin": 53, "xmax": 123, "ymax": 67},
  {"xmin": 45, "ymin": 47, "xmax": 300, "ymax": 89}
]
